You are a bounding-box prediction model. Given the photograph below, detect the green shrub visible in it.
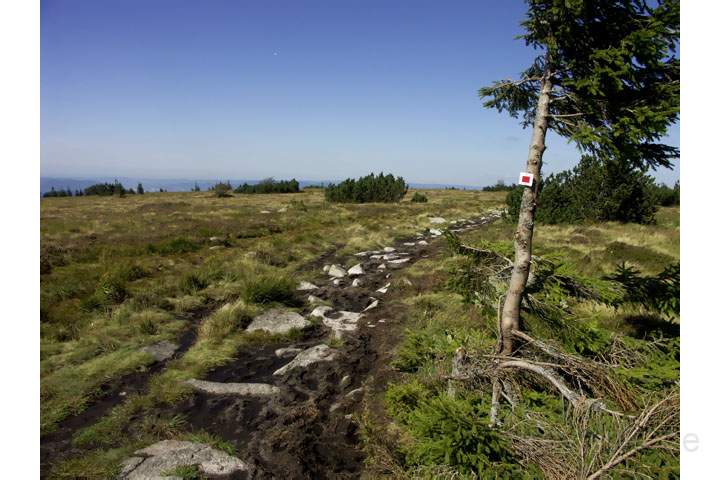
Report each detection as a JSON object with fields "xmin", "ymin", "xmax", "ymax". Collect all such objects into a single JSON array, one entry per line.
[
  {"xmin": 605, "ymin": 262, "xmax": 680, "ymax": 317},
  {"xmin": 147, "ymin": 237, "xmax": 200, "ymax": 255},
  {"xmin": 234, "ymin": 178, "xmax": 300, "ymax": 194},
  {"xmin": 506, "ymin": 155, "xmax": 658, "ymax": 224},
  {"xmin": 211, "ymin": 182, "xmax": 233, "ymax": 197},
  {"xmin": 411, "ymin": 192, "xmax": 428, "ymax": 203},
  {"xmin": 242, "ymin": 274, "xmax": 298, "ymax": 305},
  {"xmin": 398, "ymin": 394, "xmax": 526, "ymax": 478},
  {"xmin": 325, "ymin": 172, "xmax": 408, "ymax": 203}
]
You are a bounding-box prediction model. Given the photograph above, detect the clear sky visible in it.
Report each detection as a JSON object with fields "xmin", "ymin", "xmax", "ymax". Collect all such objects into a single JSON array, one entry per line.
[{"xmin": 41, "ymin": 0, "xmax": 679, "ymax": 186}]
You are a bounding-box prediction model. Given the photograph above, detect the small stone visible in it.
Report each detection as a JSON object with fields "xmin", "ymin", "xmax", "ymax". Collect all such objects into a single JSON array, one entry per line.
[
  {"xmin": 388, "ymin": 258, "xmax": 410, "ymax": 265},
  {"xmin": 378, "ymin": 319, "xmax": 386, "ymax": 323},
  {"xmin": 429, "ymin": 228, "xmax": 442, "ymax": 236},
  {"xmin": 328, "ymin": 264, "xmax": 348, "ymax": 278},
  {"xmin": 323, "ymin": 264, "xmax": 331, "ymax": 272},
  {"xmin": 347, "ymin": 263, "xmax": 365, "ymax": 276},
  {"xmin": 209, "ymin": 236, "xmax": 223, "ymax": 243},
  {"xmin": 402, "ymin": 278, "xmax": 413, "ymax": 286},
  {"xmin": 376, "ymin": 283, "xmax": 390, "ymax": 294},
  {"xmin": 377, "ymin": 263, "xmax": 386, "ymax": 271},
  {"xmin": 417, "ymin": 240, "xmax": 429, "ymax": 245},
  {"xmin": 307, "ymin": 295, "xmax": 323, "ymax": 304},
  {"xmin": 275, "ymin": 347, "xmax": 303, "ymax": 358},
  {"xmin": 383, "ymin": 246, "xmax": 397, "ymax": 253},
  {"xmin": 340, "ymin": 375, "xmax": 352, "ymax": 389},
  {"xmin": 332, "ymin": 278, "xmax": 342, "ymax": 286},
  {"xmin": 140, "ymin": 341, "xmax": 179, "ymax": 362},
  {"xmin": 119, "ymin": 391, "xmax": 127, "ymax": 396},
  {"xmin": 277, "ymin": 207, "xmax": 287, "ymax": 213},
  {"xmin": 310, "ymin": 306, "xmax": 363, "ymax": 338},
  {"xmin": 346, "ymin": 387, "xmax": 364, "ymax": 401},
  {"xmin": 209, "ymin": 245, "xmax": 224, "ymax": 250},
  {"xmin": 429, "ymin": 217, "xmax": 446, "ymax": 224},
  {"xmin": 403, "ymin": 242, "xmax": 415, "ymax": 246},
  {"xmin": 260, "ymin": 210, "xmax": 272, "ymax": 214},
  {"xmin": 297, "ymin": 281, "xmax": 319, "ymax": 291},
  {"xmin": 367, "ymin": 324, "xmax": 375, "ymax": 328},
  {"xmin": 273, "ymin": 344, "xmax": 339, "ymax": 376},
  {"xmin": 351, "ymin": 278, "xmax": 363, "ymax": 287},
  {"xmin": 246, "ymin": 309, "xmax": 310, "ymax": 334},
  {"xmin": 363, "ymin": 299, "xmax": 379, "ymax": 311}
]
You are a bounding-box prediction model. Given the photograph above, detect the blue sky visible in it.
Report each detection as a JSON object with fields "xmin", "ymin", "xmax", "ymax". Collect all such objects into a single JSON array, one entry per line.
[{"xmin": 41, "ymin": 0, "xmax": 679, "ymax": 186}]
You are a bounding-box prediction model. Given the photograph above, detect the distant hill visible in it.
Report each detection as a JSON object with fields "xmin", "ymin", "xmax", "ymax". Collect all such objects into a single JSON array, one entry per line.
[{"xmin": 40, "ymin": 177, "xmax": 483, "ymax": 195}]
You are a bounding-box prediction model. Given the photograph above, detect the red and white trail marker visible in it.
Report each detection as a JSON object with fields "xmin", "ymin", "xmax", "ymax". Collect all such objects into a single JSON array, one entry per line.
[{"xmin": 518, "ymin": 172, "xmax": 534, "ymax": 187}]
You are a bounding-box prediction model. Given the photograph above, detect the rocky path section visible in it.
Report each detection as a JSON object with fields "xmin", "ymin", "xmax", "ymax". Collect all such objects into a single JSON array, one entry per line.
[
  {"xmin": 40, "ymin": 302, "xmax": 219, "ymax": 479},
  {"xmin": 153, "ymin": 210, "xmax": 503, "ymax": 479}
]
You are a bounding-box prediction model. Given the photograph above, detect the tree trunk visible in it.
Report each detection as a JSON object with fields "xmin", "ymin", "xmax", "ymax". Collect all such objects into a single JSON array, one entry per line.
[{"xmin": 497, "ymin": 68, "xmax": 553, "ymax": 355}]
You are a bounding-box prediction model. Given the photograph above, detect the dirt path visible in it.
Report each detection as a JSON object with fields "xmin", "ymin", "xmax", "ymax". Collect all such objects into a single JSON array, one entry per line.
[
  {"xmin": 40, "ymin": 303, "xmax": 218, "ymax": 478},
  {"xmin": 41, "ymin": 211, "xmax": 501, "ymax": 479},
  {"xmin": 169, "ymin": 212, "xmax": 502, "ymax": 479}
]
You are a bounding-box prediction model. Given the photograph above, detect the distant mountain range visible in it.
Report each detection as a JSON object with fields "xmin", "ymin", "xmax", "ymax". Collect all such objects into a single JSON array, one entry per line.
[{"xmin": 40, "ymin": 177, "xmax": 484, "ymax": 195}]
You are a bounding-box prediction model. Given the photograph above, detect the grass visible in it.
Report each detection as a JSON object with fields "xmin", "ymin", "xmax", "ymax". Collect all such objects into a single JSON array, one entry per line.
[
  {"xmin": 360, "ymin": 207, "xmax": 680, "ymax": 479},
  {"xmin": 41, "ymin": 188, "xmax": 504, "ymax": 477}
]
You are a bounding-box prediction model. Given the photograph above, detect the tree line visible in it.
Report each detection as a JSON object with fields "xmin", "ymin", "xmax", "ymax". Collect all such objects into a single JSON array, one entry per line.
[{"xmin": 43, "ymin": 181, "xmax": 145, "ymax": 198}]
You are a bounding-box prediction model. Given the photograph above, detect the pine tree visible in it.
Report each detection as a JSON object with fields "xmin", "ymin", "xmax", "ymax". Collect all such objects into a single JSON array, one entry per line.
[
  {"xmin": 137, "ymin": 183, "xmax": 144, "ymax": 194},
  {"xmin": 479, "ymin": 0, "xmax": 679, "ymax": 355}
]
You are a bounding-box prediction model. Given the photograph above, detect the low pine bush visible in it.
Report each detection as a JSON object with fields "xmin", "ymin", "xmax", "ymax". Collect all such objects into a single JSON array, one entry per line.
[
  {"xmin": 411, "ymin": 192, "xmax": 428, "ymax": 203},
  {"xmin": 325, "ymin": 172, "xmax": 408, "ymax": 203}
]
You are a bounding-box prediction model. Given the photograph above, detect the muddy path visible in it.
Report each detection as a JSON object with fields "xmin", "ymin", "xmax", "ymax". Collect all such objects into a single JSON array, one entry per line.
[
  {"xmin": 41, "ymin": 211, "xmax": 501, "ymax": 479},
  {"xmin": 168, "ymin": 212, "xmax": 502, "ymax": 479},
  {"xmin": 40, "ymin": 302, "xmax": 218, "ymax": 478}
]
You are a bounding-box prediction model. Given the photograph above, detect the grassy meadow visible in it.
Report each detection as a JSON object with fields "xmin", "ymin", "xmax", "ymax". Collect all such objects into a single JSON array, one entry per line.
[{"xmin": 40, "ymin": 189, "xmax": 679, "ymax": 478}]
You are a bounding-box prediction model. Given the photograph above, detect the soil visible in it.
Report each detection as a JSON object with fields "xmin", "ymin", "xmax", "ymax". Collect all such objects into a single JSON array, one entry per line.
[
  {"xmin": 40, "ymin": 212, "xmax": 501, "ymax": 479},
  {"xmin": 39, "ymin": 302, "xmax": 217, "ymax": 479}
]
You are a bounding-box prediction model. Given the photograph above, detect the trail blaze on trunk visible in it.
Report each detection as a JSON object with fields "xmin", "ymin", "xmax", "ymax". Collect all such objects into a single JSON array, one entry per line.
[{"xmin": 498, "ymin": 69, "xmax": 552, "ymax": 356}]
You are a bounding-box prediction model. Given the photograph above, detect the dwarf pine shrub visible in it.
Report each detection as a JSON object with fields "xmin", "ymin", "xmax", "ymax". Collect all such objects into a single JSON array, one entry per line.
[{"xmin": 325, "ymin": 172, "xmax": 408, "ymax": 203}]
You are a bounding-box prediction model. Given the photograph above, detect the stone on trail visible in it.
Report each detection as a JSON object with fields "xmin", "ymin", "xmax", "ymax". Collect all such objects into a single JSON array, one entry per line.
[
  {"xmin": 260, "ymin": 210, "xmax": 272, "ymax": 214},
  {"xmin": 209, "ymin": 245, "xmax": 224, "ymax": 251},
  {"xmin": 340, "ymin": 374, "xmax": 352, "ymax": 389},
  {"xmin": 273, "ymin": 344, "xmax": 339, "ymax": 376},
  {"xmin": 429, "ymin": 217, "xmax": 447, "ymax": 224},
  {"xmin": 363, "ymin": 298, "xmax": 379, "ymax": 311},
  {"xmin": 403, "ymin": 242, "xmax": 415, "ymax": 246},
  {"xmin": 388, "ymin": 258, "xmax": 410, "ymax": 266},
  {"xmin": 277, "ymin": 207, "xmax": 287, "ymax": 213},
  {"xmin": 246, "ymin": 308, "xmax": 310, "ymax": 334},
  {"xmin": 351, "ymin": 278, "xmax": 364, "ymax": 287},
  {"xmin": 307, "ymin": 294, "xmax": 323, "ymax": 304},
  {"xmin": 140, "ymin": 341, "xmax": 179, "ymax": 362},
  {"xmin": 328, "ymin": 264, "xmax": 348, "ymax": 278},
  {"xmin": 185, "ymin": 379, "xmax": 279, "ymax": 396},
  {"xmin": 209, "ymin": 236, "xmax": 223, "ymax": 243},
  {"xmin": 332, "ymin": 278, "xmax": 343, "ymax": 287},
  {"xmin": 118, "ymin": 440, "xmax": 247, "ymax": 479},
  {"xmin": 347, "ymin": 263, "xmax": 365, "ymax": 276},
  {"xmin": 376, "ymin": 283, "xmax": 390, "ymax": 294},
  {"xmin": 323, "ymin": 264, "xmax": 331, "ymax": 272},
  {"xmin": 297, "ymin": 280, "xmax": 319, "ymax": 291},
  {"xmin": 429, "ymin": 228, "xmax": 442, "ymax": 236},
  {"xmin": 383, "ymin": 246, "xmax": 397, "ymax": 253},
  {"xmin": 377, "ymin": 263, "xmax": 387, "ymax": 271},
  {"xmin": 417, "ymin": 240, "xmax": 429, "ymax": 246},
  {"xmin": 310, "ymin": 306, "xmax": 363, "ymax": 338},
  {"xmin": 275, "ymin": 347, "xmax": 303, "ymax": 358}
]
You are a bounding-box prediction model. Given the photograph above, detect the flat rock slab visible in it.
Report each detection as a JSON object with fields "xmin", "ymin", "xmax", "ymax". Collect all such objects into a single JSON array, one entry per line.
[
  {"xmin": 273, "ymin": 344, "xmax": 339, "ymax": 376},
  {"xmin": 310, "ymin": 306, "xmax": 363, "ymax": 338},
  {"xmin": 140, "ymin": 341, "xmax": 179, "ymax": 362},
  {"xmin": 246, "ymin": 309, "xmax": 310, "ymax": 334},
  {"xmin": 185, "ymin": 378, "xmax": 279, "ymax": 396},
  {"xmin": 429, "ymin": 217, "xmax": 447, "ymax": 224},
  {"xmin": 118, "ymin": 440, "xmax": 247, "ymax": 479}
]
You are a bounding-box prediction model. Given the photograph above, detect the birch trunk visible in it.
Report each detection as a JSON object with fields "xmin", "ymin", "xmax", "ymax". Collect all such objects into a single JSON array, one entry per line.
[{"xmin": 497, "ymin": 68, "xmax": 552, "ymax": 355}]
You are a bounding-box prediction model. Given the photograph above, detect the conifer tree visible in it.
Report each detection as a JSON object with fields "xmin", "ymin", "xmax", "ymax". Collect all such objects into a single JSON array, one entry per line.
[{"xmin": 479, "ymin": 0, "xmax": 679, "ymax": 355}]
